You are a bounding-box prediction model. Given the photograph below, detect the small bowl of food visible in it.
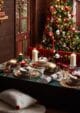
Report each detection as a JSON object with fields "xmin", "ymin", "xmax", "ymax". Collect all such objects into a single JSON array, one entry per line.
[
  {"xmin": 29, "ymin": 70, "xmax": 42, "ymax": 78},
  {"xmin": 9, "ymin": 59, "xmax": 17, "ymax": 67},
  {"xmin": 13, "ymin": 69, "xmax": 22, "ymax": 78},
  {"xmin": 69, "ymin": 68, "xmax": 80, "ymax": 85},
  {"xmin": 13, "ymin": 67, "xmax": 29, "ymax": 78},
  {"xmin": 20, "ymin": 67, "xmax": 27, "ymax": 74},
  {"xmin": 38, "ymin": 57, "xmax": 48, "ymax": 64},
  {"xmin": 44, "ymin": 62, "xmax": 59, "ymax": 76}
]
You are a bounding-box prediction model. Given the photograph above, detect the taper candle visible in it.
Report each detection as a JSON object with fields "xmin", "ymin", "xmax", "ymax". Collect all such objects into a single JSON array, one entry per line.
[
  {"xmin": 70, "ymin": 52, "xmax": 76, "ymax": 68},
  {"xmin": 32, "ymin": 48, "xmax": 39, "ymax": 63}
]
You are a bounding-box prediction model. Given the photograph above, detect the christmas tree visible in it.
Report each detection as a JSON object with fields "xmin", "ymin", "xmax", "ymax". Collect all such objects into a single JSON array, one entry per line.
[{"xmin": 41, "ymin": 0, "xmax": 80, "ymax": 52}]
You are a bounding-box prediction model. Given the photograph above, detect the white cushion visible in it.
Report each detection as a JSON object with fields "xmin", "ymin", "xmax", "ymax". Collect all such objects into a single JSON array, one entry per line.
[
  {"xmin": 0, "ymin": 101, "xmax": 46, "ymax": 113},
  {"xmin": 0, "ymin": 89, "xmax": 37, "ymax": 109}
]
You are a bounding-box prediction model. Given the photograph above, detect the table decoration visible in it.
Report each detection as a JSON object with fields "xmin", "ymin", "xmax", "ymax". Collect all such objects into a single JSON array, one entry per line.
[
  {"xmin": 0, "ymin": 57, "xmax": 80, "ymax": 90},
  {"xmin": 59, "ymin": 67, "xmax": 80, "ymax": 89},
  {"xmin": 60, "ymin": 79, "xmax": 80, "ymax": 89},
  {"xmin": 29, "ymin": 70, "xmax": 42, "ymax": 79},
  {"xmin": 38, "ymin": 57, "xmax": 48, "ymax": 64},
  {"xmin": 51, "ymin": 71, "xmax": 66, "ymax": 81},
  {"xmin": 0, "ymin": 64, "xmax": 6, "ymax": 73},
  {"xmin": 40, "ymin": 75, "xmax": 52, "ymax": 84},
  {"xmin": 13, "ymin": 67, "xmax": 29, "ymax": 78},
  {"xmin": 20, "ymin": 60, "xmax": 26, "ymax": 67},
  {"xmin": 68, "ymin": 67, "xmax": 80, "ymax": 85},
  {"xmin": 9, "ymin": 59, "xmax": 17, "ymax": 67},
  {"xmin": 32, "ymin": 48, "xmax": 39, "ymax": 63},
  {"xmin": 17, "ymin": 52, "xmax": 24, "ymax": 62},
  {"xmin": 70, "ymin": 52, "xmax": 76, "ymax": 68},
  {"xmin": 44, "ymin": 62, "xmax": 60, "ymax": 76}
]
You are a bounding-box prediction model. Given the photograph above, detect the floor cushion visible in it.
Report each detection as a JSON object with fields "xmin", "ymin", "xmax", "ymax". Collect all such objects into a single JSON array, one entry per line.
[
  {"xmin": 0, "ymin": 101, "xmax": 46, "ymax": 113},
  {"xmin": 0, "ymin": 89, "xmax": 37, "ymax": 109}
]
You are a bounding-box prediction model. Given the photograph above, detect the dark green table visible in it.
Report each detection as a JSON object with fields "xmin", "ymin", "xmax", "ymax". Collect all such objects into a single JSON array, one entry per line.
[{"xmin": 0, "ymin": 73, "xmax": 80, "ymax": 113}]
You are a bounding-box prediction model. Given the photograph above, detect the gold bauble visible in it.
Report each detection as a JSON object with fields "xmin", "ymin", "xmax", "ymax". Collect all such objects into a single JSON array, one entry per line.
[{"xmin": 56, "ymin": 0, "xmax": 60, "ymax": 2}]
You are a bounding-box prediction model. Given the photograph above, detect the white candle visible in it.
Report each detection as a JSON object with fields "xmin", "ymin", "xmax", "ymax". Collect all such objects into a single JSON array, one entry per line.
[
  {"xmin": 70, "ymin": 52, "xmax": 76, "ymax": 68},
  {"xmin": 32, "ymin": 48, "xmax": 39, "ymax": 62}
]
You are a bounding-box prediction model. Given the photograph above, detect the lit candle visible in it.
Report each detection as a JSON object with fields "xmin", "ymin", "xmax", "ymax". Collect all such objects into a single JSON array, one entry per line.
[
  {"xmin": 70, "ymin": 52, "xmax": 76, "ymax": 68},
  {"xmin": 32, "ymin": 48, "xmax": 39, "ymax": 63}
]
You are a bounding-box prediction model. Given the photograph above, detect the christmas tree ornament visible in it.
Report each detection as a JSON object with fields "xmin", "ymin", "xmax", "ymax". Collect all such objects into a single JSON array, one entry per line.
[
  {"xmin": 50, "ymin": 17, "xmax": 54, "ymax": 23},
  {"xmin": 63, "ymin": 18, "xmax": 68, "ymax": 23},
  {"xmin": 55, "ymin": 5, "xmax": 58, "ymax": 8},
  {"xmin": 41, "ymin": 0, "xmax": 80, "ymax": 52},
  {"xmin": 61, "ymin": 6, "xmax": 64, "ymax": 10},
  {"xmin": 62, "ymin": 31, "xmax": 66, "ymax": 36},
  {"xmin": 56, "ymin": 29, "xmax": 60, "ymax": 35},
  {"xmin": 20, "ymin": 60, "xmax": 26, "ymax": 67},
  {"xmin": 49, "ymin": 27, "xmax": 53, "ymax": 31},
  {"xmin": 64, "ymin": 6, "xmax": 71, "ymax": 11},
  {"xmin": 48, "ymin": 31, "xmax": 53, "ymax": 37},
  {"xmin": 50, "ymin": 6, "xmax": 55, "ymax": 13},
  {"xmin": 68, "ymin": 13, "xmax": 71, "ymax": 19},
  {"xmin": 56, "ymin": 0, "xmax": 60, "ymax": 2},
  {"xmin": 52, "ymin": 36, "xmax": 54, "ymax": 39},
  {"xmin": 17, "ymin": 52, "xmax": 24, "ymax": 62},
  {"xmin": 72, "ymin": 27, "xmax": 76, "ymax": 32},
  {"xmin": 67, "ymin": 35, "xmax": 71, "ymax": 39},
  {"xmin": 63, "ymin": 43, "xmax": 66, "ymax": 47},
  {"xmin": 58, "ymin": 18, "xmax": 62, "ymax": 23},
  {"xmin": 62, "ymin": 0, "xmax": 67, "ymax": 2},
  {"xmin": 46, "ymin": 16, "xmax": 50, "ymax": 21},
  {"xmin": 54, "ymin": 53, "xmax": 60, "ymax": 59},
  {"xmin": 71, "ymin": 14, "xmax": 74, "ymax": 18},
  {"xmin": 53, "ymin": 11, "xmax": 57, "ymax": 15}
]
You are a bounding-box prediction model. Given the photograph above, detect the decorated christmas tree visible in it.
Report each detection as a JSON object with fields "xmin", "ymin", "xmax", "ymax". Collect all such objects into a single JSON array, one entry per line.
[{"xmin": 41, "ymin": 0, "xmax": 80, "ymax": 52}]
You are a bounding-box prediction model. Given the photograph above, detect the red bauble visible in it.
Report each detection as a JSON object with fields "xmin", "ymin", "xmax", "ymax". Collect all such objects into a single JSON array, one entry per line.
[
  {"xmin": 20, "ymin": 60, "xmax": 26, "ymax": 67},
  {"xmin": 50, "ymin": 6, "xmax": 56, "ymax": 13},
  {"xmin": 62, "ymin": 0, "xmax": 67, "ymax": 2},
  {"xmin": 69, "ymin": 26, "xmax": 76, "ymax": 32},
  {"xmin": 44, "ymin": 26, "xmax": 49, "ymax": 34},
  {"xmin": 56, "ymin": 0, "xmax": 60, "ymax": 2},
  {"xmin": 64, "ymin": 6, "xmax": 71, "ymax": 11},
  {"xmin": 72, "ymin": 27, "xmax": 76, "ymax": 32},
  {"xmin": 48, "ymin": 31, "xmax": 53, "ymax": 37},
  {"xmin": 63, "ymin": 18, "xmax": 68, "ymax": 22},
  {"xmin": 71, "ymin": 14, "xmax": 74, "ymax": 18},
  {"xmin": 46, "ymin": 15, "xmax": 51, "ymax": 21}
]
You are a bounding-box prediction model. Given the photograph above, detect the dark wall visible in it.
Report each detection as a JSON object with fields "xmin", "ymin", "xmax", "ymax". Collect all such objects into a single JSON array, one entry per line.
[
  {"xmin": 76, "ymin": 1, "xmax": 80, "ymax": 27},
  {"xmin": 30, "ymin": 0, "xmax": 51, "ymax": 46},
  {"xmin": 35, "ymin": 0, "xmax": 47, "ymax": 44},
  {"xmin": 30, "ymin": 0, "xmax": 36, "ymax": 46},
  {"xmin": 0, "ymin": 0, "xmax": 15, "ymax": 63}
]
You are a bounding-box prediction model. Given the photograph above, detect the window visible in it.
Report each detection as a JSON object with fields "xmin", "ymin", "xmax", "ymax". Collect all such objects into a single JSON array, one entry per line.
[
  {"xmin": 16, "ymin": 0, "xmax": 30, "ymax": 56},
  {"xmin": 76, "ymin": 0, "xmax": 80, "ymax": 30},
  {"xmin": 73, "ymin": 0, "xmax": 80, "ymax": 30}
]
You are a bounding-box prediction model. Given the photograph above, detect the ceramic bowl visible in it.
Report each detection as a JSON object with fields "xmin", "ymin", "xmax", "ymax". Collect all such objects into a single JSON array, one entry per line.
[{"xmin": 69, "ymin": 74, "xmax": 80, "ymax": 85}]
